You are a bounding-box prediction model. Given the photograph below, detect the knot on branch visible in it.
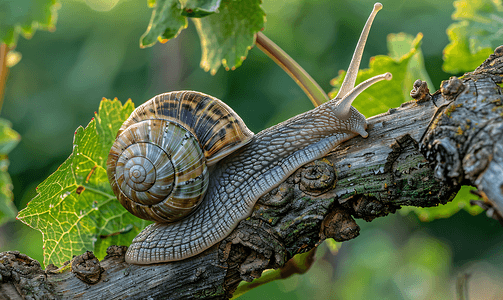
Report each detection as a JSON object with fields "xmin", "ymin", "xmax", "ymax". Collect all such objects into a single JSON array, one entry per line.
[
  {"xmin": 71, "ymin": 251, "xmax": 104, "ymax": 284},
  {"xmin": 296, "ymin": 159, "xmax": 336, "ymax": 195},
  {"xmin": 346, "ymin": 195, "xmax": 397, "ymax": 221},
  {"xmin": 411, "ymin": 79, "xmax": 431, "ymax": 103},
  {"xmin": 421, "ymin": 46, "xmax": 503, "ymax": 209},
  {"xmin": 495, "ymin": 45, "xmax": 503, "ymax": 57},
  {"xmin": 0, "ymin": 251, "xmax": 44, "ymax": 282},
  {"xmin": 463, "ymin": 139, "xmax": 493, "ymax": 181},
  {"xmin": 320, "ymin": 207, "xmax": 359, "ymax": 241},
  {"xmin": 104, "ymin": 245, "xmax": 128, "ymax": 261},
  {"xmin": 473, "ymin": 45, "xmax": 503, "ymax": 81},
  {"xmin": 441, "ymin": 76, "xmax": 466, "ymax": 99},
  {"xmin": 220, "ymin": 221, "xmax": 286, "ymax": 284},
  {"xmin": 257, "ymin": 180, "xmax": 294, "ymax": 207},
  {"xmin": 430, "ymin": 138, "xmax": 462, "ymax": 183},
  {"xmin": 0, "ymin": 251, "xmax": 53, "ymax": 298}
]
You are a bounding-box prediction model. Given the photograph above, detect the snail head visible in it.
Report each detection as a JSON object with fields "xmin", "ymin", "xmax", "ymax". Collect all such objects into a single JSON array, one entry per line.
[{"xmin": 330, "ymin": 2, "xmax": 392, "ymax": 138}]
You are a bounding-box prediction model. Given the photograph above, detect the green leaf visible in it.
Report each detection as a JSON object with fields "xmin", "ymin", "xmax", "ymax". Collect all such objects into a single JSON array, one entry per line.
[
  {"xmin": 443, "ymin": 0, "xmax": 503, "ymax": 74},
  {"xmin": 140, "ymin": 0, "xmax": 188, "ymax": 48},
  {"xmin": 0, "ymin": 118, "xmax": 20, "ymax": 226},
  {"xmin": 329, "ymin": 33, "xmax": 433, "ymax": 118},
  {"xmin": 0, "ymin": 0, "xmax": 60, "ymax": 47},
  {"xmin": 17, "ymin": 99, "xmax": 151, "ymax": 267},
  {"xmin": 181, "ymin": 0, "xmax": 221, "ymax": 17},
  {"xmin": 324, "ymin": 238, "xmax": 341, "ymax": 255},
  {"xmin": 140, "ymin": 0, "xmax": 264, "ymax": 73},
  {"xmin": 193, "ymin": 0, "xmax": 265, "ymax": 75},
  {"xmin": 0, "ymin": 118, "xmax": 20, "ymax": 154},
  {"xmin": 400, "ymin": 186, "xmax": 483, "ymax": 222}
]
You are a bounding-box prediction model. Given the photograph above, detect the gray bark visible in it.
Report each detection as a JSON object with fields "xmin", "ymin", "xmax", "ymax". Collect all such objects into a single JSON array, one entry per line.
[{"xmin": 1, "ymin": 46, "xmax": 502, "ymax": 300}]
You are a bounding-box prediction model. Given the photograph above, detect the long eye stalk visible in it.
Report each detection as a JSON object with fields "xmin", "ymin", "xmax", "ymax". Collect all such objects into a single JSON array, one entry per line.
[
  {"xmin": 336, "ymin": 2, "xmax": 383, "ymax": 100},
  {"xmin": 333, "ymin": 2, "xmax": 392, "ymax": 120}
]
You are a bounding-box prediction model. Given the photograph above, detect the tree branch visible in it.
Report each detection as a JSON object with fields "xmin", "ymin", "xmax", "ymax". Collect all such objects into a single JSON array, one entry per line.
[{"xmin": 1, "ymin": 46, "xmax": 502, "ymax": 300}]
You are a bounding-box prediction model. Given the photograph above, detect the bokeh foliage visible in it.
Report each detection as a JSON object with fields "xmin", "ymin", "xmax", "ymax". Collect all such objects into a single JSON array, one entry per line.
[
  {"xmin": 0, "ymin": 0, "xmax": 502, "ymax": 299},
  {"xmin": 443, "ymin": 0, "xmax": 503, "ymax": 73},
  {"xmin": 0, "ymin": 0, "xmax": 59, "ymax": 47},
  {"xmin": 0, "ymin": 118, "xmax": 20, "ymax": 226}
]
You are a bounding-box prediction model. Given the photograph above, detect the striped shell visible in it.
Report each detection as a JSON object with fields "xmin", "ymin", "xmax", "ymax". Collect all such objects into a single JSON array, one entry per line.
[{"xmin": 106, "ymin": 91, "xmax": 254, "ymax": 223}]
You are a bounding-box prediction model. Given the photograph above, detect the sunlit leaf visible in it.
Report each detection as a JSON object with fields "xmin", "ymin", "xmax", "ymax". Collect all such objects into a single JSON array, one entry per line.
[
  {"xmin": 388, "ymin": 33, "xmax": 435, "ymax": 90},
  {"xmin": 0, "ymin": 118, "xmax": 20, "ymax": 226},
  {"xmin": 443, "ymin": 0, "xmax": 503, "ymax": 74},
  {"xmin": 140, "ymin": 0, "xmax": 264, "ymax": 72},
  {"xmin": 181, "ymin": 0, "xmax": 221, "ymax": 17},
  {"xmin": 5, "ymin": 49, "xmax": 21, "ymax": 67},
  {"xmin": 140, "ymin": 0, "xmax": 188, "ymax": 48},
  {"xmin": 193, "ymin": 0, "xmax": 265, "ymax": 75},
  {"xmin": 84, "ymin": 0, "xmax": 121, "ymax": 12},
  {"xmin": 324, "ymin": 238, "xmax": 340, "ymax": 255},
  {"xmin": 0, "ymin": 0, "xmax": 60, "ymax": 47},
  {"xmin": 140, "ymin": 0, "xmax": 223, "ymax": 47},
  {"xmin": 329, "ymin": 33, "xmax": 432, "ymax": 117},
  {"xmin": 17, "ymin": 99, "xmax": 151, "ymax": 267}
]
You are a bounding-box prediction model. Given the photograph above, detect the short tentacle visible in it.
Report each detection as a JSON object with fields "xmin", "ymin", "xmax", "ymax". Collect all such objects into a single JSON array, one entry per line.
[{"xmin": 333, "ymin": 72, "xmax": 392, "ymax": 121}]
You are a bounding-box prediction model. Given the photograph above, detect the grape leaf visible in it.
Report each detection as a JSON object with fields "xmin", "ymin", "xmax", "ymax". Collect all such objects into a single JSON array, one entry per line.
[
  {"xmin": 83, "ymin": 0, "xmax": 121, "ymax": 12},
  {"xmin": 17, "ymin": 98, "xmax": 151, "ymax": 267},
  {"xmin": 140, "ymin": 0, "xmax": 223, "ymax": 48},
  {"xmin": 329, "ymin": 33, "xmax": 433, "ymax": 118},
  {"xmin": 443, "ymin": 0, "xmax": 503, "ymax": 74},
  {"xmin": 400, "ymin": 186, "xmax": 483, "ymax": 222},
  {"xmin": 181, "ymin": 0, "xmax": 221, "ymax": 17},
  {"xmin": 140, "ymin": 0, "xmax": 188, "ymax": 48},
  {"xmin": 193, "ymin": 0, "xmax": 265, "ymax": 75},
  {"xmin": 0, "ymin": 118, "xmax": 20, "ymax": 226},
  {"xmin": 140, "ymin": 0, "xmax": 264, "ymax": 74},
  {"xmin": 0, "ymin": 0, "xmax": 60, "ymax": 47}
]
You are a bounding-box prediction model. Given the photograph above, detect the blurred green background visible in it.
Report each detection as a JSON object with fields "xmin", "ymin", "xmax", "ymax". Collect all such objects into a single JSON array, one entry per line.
[{"xmin": 1, "ymin": 0, "xmax": 502, "ymax": 299}]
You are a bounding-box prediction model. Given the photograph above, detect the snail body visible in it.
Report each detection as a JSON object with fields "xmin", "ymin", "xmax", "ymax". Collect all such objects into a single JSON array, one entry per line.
[{"xmin": 107, "ymin": 3, "xmax": 391, "ymax": 264}]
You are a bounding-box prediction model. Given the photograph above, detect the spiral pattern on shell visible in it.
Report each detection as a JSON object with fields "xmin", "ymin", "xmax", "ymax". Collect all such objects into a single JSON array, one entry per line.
[{"xmin": 107, "ymin": 91, "xmax": 254, "ymax": 222}]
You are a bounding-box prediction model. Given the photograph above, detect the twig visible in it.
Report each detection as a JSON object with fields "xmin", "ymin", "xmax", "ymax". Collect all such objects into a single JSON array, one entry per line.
[
  {"xmin": 0, "ymin": 44, "xmax": 9, "ymax": 112},
  {"xmin": 456, "ymin": 273, "xmax": 470, "ymax": 300}
]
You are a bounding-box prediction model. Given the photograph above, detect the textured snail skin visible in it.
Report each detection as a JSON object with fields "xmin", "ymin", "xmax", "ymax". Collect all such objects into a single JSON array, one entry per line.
[{"xmin": 124, "ymin": 96, "xmax": 369, "ymax": 263}]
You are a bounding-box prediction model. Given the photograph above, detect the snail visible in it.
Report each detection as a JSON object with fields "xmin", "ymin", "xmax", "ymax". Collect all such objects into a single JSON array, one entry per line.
[{"xmin": 107, "ymin": 3, "xmax": 391, "ymax": 264}]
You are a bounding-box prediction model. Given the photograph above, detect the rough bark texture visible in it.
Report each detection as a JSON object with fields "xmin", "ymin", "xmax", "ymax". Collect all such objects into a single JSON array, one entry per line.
[{"xmin": 1, "ymin": 47, "xmax": 502, "ymax": 300}]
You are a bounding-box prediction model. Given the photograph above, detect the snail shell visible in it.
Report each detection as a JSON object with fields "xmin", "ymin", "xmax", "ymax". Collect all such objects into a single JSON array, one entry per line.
[{"xmin": 106, "ymin": 91, "xmax": 254, "ymax": 223}]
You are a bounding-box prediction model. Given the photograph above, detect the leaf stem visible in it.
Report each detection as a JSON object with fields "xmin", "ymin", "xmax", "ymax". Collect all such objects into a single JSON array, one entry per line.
[
  {"xmin": 0, "ymin": 43, "xmax": 9, "ymax": 113},
  {"xmin": 255, "ymin": 32, "xmax": 328, "ymax": 107}
]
